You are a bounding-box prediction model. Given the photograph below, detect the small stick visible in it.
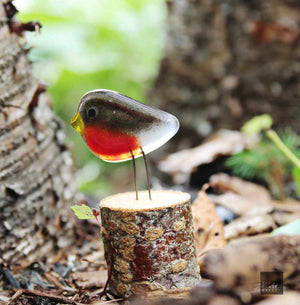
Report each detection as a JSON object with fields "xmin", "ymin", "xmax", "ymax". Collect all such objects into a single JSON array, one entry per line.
[
  {"xmin": 130, "ymin": 150, "xmax": 138, "ymax": 200},
  {"xmin": 141, "ymin": 147, "xmax": 152, "ymax": 200},
  {"xmin": 8, "ymin": 289, "xmax": 77, "ymax": 305},
  {"xmin": 43, "ymin": 272, "xmax": 76, "ymax": 292},
  {"xmin": 7, "ymin": 290, "xmax": 23, "ymax": 305}
]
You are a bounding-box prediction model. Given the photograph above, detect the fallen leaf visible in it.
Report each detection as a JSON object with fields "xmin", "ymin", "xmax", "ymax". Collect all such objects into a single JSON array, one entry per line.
[
  {"xmin": 209, "ymin": 173, "xmax": 272, "ymax": 216},
  {"xmin": 204, "ymin": 235, "xmax": 300, "ymax": 293},
  {"xmin": 271, "ymin": 209, "xmax": 300, "ymax": 227},
  {"xmin": 209, "ymin": 174, "xmax": 300, "ymax": 240},
  {"xmin": 71, "ymin": 270, "xmax": 107, "ymax": 289},
  {"xmin": 224, "ymin": 214, "xmax": 276, "ymax": 240},
  {"xmin": 192, "ymin": 185, "xmax": 227, "ymax": 268},
  {"xmin": 158, "ymin": 130, "xmax": 255, "ymax": 184}
]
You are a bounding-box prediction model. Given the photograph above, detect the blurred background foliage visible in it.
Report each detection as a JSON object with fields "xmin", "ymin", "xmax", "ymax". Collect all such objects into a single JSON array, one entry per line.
[{"xmin": 15, "ymin": 0, "xmax": 167, "ymax": 198}]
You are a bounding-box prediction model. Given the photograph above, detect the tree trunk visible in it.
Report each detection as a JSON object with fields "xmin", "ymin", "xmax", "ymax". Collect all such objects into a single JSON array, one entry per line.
[
  {"xmin": 150, "ymin": 0, "xmax": 300, "ymax": 148},
  {"xmin": 0, "ymin": 0, "xmax": 76, "ymax": 264}
]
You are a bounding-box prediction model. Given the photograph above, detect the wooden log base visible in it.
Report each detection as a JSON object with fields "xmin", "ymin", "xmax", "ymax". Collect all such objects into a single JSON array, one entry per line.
[{"xmin": 100, "ymin": 190, "xmax": 201, "ymax": 298}]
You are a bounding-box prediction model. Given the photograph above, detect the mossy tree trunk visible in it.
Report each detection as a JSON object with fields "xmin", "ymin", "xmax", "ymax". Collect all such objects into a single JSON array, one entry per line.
[{"xmin": 0, "ymin": 0, "xmax": 76, "ymax": 264}]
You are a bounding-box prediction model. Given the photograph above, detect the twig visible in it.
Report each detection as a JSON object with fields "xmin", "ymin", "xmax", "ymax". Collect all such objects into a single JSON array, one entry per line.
[
  {"xmin": 44, "ymin": 272, "xmax": 77, "ymax": 292},
  {"xmin": 7, "ymin": 290, "xmax": 23, "ymax": 305},
  {"xmin": 70, "ymin": 293, "xmax": 79, "ymax": 302},
  {"xmin": 8, "ymin": 289, "xmax": 78, "ymax": 305},
  {"xmin": 81, "ymin": 258, "xmax": 106, "ymax": 266},
  {"xmin": 266, "ymin": 129, "xmax": 300, "ymax": 169}
]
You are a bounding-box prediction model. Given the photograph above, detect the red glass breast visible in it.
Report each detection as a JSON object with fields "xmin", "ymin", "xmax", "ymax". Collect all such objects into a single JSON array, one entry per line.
[{"xmin": 84, "ymin": 125, "xmax": 141, "ymax": 162}]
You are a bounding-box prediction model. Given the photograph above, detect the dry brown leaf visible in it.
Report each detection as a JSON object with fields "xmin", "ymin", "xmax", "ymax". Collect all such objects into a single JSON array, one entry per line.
[
  {"xmin": 224, "ymin": 214, "xmax": 276, "ymax": 240},
  {"xmin": 272, "ymin": 211, "xmax": 300, "ymax": 227},
  {"xmin": 71, "ymin": 270, "xmax": 107, "ymax": 289},
  {"xmin": 158, "ymin": 130, "xmax": 255, "ymax": 184},
  {"xmin": 209, "ymin": 173, "xmax": 272, "ymax": 216},
  {"xmin": 192, "ymin": 185, "xmax": 227, "ymax": 268},
  {"xmin": 209, "ymin": 174, "xmax": 300, "ymax": 240},
  {"xmin": 272, "ymin": 200, "xmax": 300, "ymax": 213},
  {"xmin": 204, "ymin": 235, "xmax": 300, "ymax": 293},
  {"xmin": 254, "ymin": 292, "xmax": 300, "ymax": 305},
  {"xmin": 271, "ymin": 200, "xmax": 300, "ymax": 227}
]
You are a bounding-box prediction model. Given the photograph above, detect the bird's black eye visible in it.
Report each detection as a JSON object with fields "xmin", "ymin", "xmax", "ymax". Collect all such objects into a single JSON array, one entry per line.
[{"xmin": 87, "ymin": 106, "xmax": 98, "ymax": 119}]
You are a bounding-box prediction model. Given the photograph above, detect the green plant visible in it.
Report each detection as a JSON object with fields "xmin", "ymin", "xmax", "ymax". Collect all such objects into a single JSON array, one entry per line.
[{"xmin": 226, "ymin": 114, "xmax": 300, "ymax": 198}]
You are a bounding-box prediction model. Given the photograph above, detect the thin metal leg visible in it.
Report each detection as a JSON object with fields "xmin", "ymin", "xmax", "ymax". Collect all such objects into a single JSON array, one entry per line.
[
  {"xmin": 130, "ymin": 150, "xmax": 138, "ymax": 200},
  {"xmin": 141, "ymin": 147, "xmax": 152, "ymax": 200}
]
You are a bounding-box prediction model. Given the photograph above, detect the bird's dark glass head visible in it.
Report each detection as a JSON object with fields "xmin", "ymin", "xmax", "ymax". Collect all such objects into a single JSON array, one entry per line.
[
  {"xmin": 78, "ymin": 90, "xmax": 110, "ymax": 123},
  {"xmin": 71, "ymin": 89, "xmax": 156, "ymax": 136},
  {"xmin": 71, "ymin": 90, "xmax": 112, "ymax": 135}
]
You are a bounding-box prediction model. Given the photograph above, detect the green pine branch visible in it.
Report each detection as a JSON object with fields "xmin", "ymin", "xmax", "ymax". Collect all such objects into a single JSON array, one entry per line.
[{"xmin": 226, "ymin": 114, "xmax": 300, "ymax": 198}]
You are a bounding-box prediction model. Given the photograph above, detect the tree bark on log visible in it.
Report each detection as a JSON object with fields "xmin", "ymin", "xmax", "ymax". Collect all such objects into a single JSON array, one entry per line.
[
  {"xmin": 100, "ymin": 190, "xmax": 200, "ymax": 298},
  {"xmin": 0, "ymin": 1, "xmax": 76, "ymax": 264},
  {"xmin": 150, "ymin": 0, "xmax": 300, "ymax": 149}
]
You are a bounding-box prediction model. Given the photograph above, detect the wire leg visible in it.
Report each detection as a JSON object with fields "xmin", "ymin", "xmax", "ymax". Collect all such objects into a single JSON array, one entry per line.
[
  {"xmin": 141, "ymin": 147, "xmax": 152, "ymax": 200},
  {"xmin": 130, "ymin": 150, "xmax": 138, "ymax": 200}
]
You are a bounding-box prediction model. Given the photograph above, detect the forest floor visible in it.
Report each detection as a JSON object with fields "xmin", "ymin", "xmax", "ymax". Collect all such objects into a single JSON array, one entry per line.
[{"xmin": 1, "ymin": 130, "xmax": 300, "ymax": 305}]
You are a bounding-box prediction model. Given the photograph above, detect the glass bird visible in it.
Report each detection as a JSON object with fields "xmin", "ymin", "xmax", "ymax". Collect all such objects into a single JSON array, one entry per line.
[{"xmin": 71, "ymin": 89, "xmax": 179, "ymax": 200}]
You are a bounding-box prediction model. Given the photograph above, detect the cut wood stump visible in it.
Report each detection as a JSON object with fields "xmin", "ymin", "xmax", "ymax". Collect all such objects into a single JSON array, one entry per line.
[{"xmin": 100, "ymin": 190, "xmax": 200, "ymax": 298}]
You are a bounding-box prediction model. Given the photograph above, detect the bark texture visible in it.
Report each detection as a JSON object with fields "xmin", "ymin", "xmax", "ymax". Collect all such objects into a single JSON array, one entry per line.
[
  {"xmin": 100, "ymin": 190, "xmax": 200, "ymax": 298},
  {"xmin": 0, "ymin": 1, "xmax": 75, "ymax": 264},
  {"xmin": 150, "ymin": 0, "xmax": 300, "ymax": 148}
]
